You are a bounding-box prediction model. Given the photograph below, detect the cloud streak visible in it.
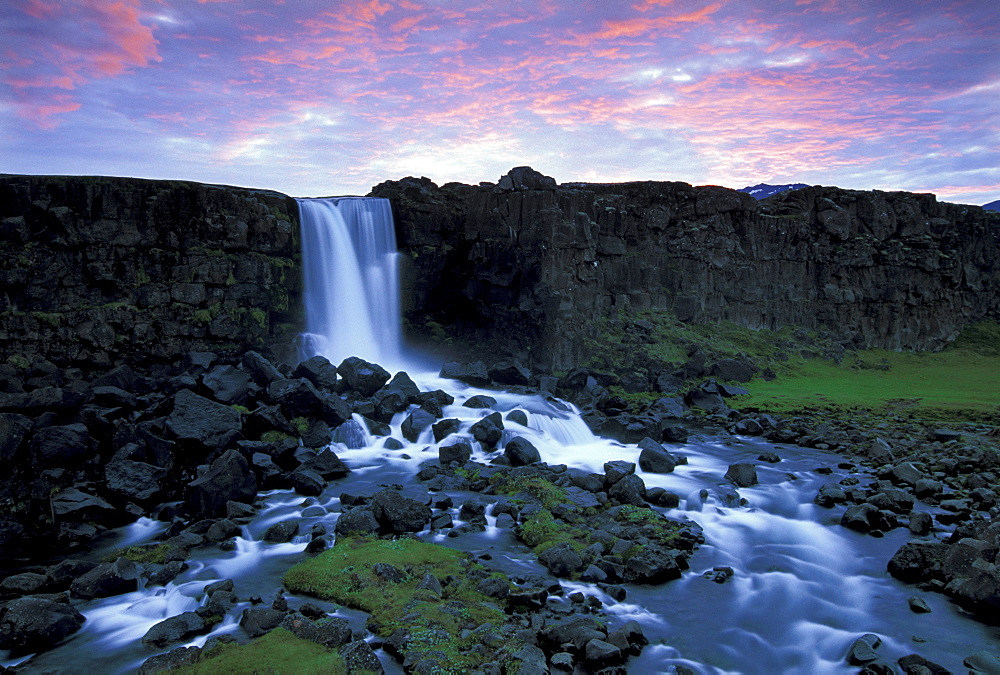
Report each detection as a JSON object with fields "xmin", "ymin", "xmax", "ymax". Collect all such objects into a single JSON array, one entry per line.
[{"xmin": 1, "ymin": 0, "xmax": 996, "ymax": 204}]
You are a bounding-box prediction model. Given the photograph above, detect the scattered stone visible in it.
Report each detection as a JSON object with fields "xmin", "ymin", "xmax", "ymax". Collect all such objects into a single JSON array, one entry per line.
[
  {"xmin": 504, "ymin": 436, "xmax": 541, "ymax": 466},
  {"xmin": 239, "ymin": 607, "xmax": 286, "ymax": 638},
  {"xmin": 725, "ymin": 462, "xmax": 758, "ymax": 488},
  {"xmin": 907, "ymin": 596, "xmax": 932, "ymax": 613},
  {"xmin": 141, "ymin": 612, "xmax": 208, "ymax": 648},
  {"xmin": 637, "ymin": 437, "xmax": 676, "ymax": 473},
  {"xmin": 337, "ymin": 357, "xmax": 390, "ymax": 397},
  {"xmin": 847, "ymin": 634, "xmax": 882, "ymax": 665},
  {"xmin": 70, "ymin": 558, "xmax": 140, "ymax": 600}
]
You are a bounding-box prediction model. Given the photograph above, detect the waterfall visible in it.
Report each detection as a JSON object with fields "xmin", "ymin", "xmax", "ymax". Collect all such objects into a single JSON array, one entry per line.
[{"xmin": 295, "ymin": 197, "xmax": 404, "ymax": 370}]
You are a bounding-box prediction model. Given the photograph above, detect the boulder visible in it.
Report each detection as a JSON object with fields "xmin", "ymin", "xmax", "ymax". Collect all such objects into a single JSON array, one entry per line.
[
  {"xmin": 725, "ymin": 463, "xmax": 758, "ymax": 487},
  {"xmin": 623, "ymin": 546, "xmax": 682, "ymax": 583},
  {"xmin": 141, "ymin": 612, "xmax": 209, "ymax": 648},
  {"xmin": 30, "ymin": 423, "xmax": 93, "ymax": 470},
  {"xmin": 105, "ymin": 459, "xmax": 168, "ymax": 503},
  {"xmin": 0, "ymin": 597, "xmax": 86, "ymax": 655},
  {"xmin": 401, "ymin": 408, "xmax": 436, "ymax": 442},
  {"xmin": 51, "ymin": 487, "xmax": 118, "ymax": 523},
  {"xmin": 241, "ymin": 351, "xmax": 284, "ymax": 386},
  {"xmin": 335, "ymin": 507, "xmax": 380, "ymax": 536},
  {"xmin": 292, "ymin": 356, "xmax": 339, "ymax": 391},
  {"xmin": 538, "ymin": 543, "xmax": 584, "ymax": 577},
  {"xmin": 887, "ymin": 462, "xmax": 923, "ymax": 487},
  {"xmin": 184, "ymin": 448, "xmax": 258, "ymax": 518},
  {"xmin": 504, "ymin": 436, "xmax": 541, "ymax": 466},
  {"xmin": 166, "ymin": 389, "xmax": 242, "ymax": 450},
  {"xmin": 267, "ymin": 378, "xmax": 328, "ymax": 418},
  {"xmin": 470, "ymin": 412, "xmax": 504, "ymax": 447},
  {"xmin": 279, "ymin": 613, "xmax": 352, "ymax": 649},
  {"xmin": 337, "ymin": 357, "xmax": 390, "ymax": 396},
  {"xmin": 488, "ymin": 360, "xmax": 532, "ymax": 386},
  {"xmin": 887, "ymin": 542, "xmax": 947, "ymax": 583},
  {"xmin": 846, "ymin": 634, "xmax": 882, "ymax": 665},
  {"xmin": 608, "ymin": 474, "xmax": 647, "ymax": 506},
  {"xmin": 70, "ymin": 557, "xmax": 140, "ymax": 600},
  {"xmin": 240, "ymin": 607, "xmax": 286, "ymax": 638},
  {"xmin": 637, "ymin": 437, "xmax": 676, "ymax": 473},
  {"xmin": 439, "ymin": 442, "xmax": 472, "ymax": 466},
  {"xmin": 299, "ymin": 449, "xmax": 350, "ymax": 479},
  {"xmin": 263, "ymin": 520, "xmax": 300, "ymax": 543},
  {"xmin": 431, "ymin": 418, "xmax": 461, "ymax": 443},
  {"xmin": 339, "ymin": 639, "xmax": 384, "ymax": 674},
  {"xmin": 201, "ymin": 365, "xmax": 251, "ymax": 404},
  {"xmin": 710, "ymin": 359, "xmax": 755, "ymax": 383},
  {"xmin": 371, "ymin": 489, "xmax": 431, "ymax": 534},
  {"xmin": 462, "ymin": 394, "xmax": 497, "ymax": 409},
  {"xmin": 0, "ymin": 413, "xmax": 32, "ymax": 465},
  {"xmin": 289, "ymin": 469, "xmax": 325, "ymax": 496}
]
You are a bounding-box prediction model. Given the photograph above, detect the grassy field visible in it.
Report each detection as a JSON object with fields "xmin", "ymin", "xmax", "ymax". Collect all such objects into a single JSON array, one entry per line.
[
  {"xmin": 739, "ymin": 347, "xmax": 1000, "ymax": 423},
  {"xmin": 735, "ymin": 321, "xmax": 1000, "ymax": 424}
]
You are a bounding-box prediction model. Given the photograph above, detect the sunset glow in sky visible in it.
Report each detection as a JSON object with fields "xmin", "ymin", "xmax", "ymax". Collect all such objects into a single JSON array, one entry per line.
[{"xmin": 2, "ymin": 0, "xmax": 998, "ymax": 203}]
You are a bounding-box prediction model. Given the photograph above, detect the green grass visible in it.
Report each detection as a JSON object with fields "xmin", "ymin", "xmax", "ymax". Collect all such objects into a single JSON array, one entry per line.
[
  {"xmin": 739, "ymin": 347, "xmax": 1000, "ymax": 423},
  {"xmin": 173, "ymin": 628, "xmax": 346, "ymax": 674},
  {"xmin": 110, "ymin": 543, "xmax": 171, "ymax": 564}
]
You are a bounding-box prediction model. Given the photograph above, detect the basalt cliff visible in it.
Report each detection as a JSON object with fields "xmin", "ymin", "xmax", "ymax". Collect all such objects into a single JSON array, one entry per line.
[
  {"xmin": 1, "ymin": 170, "xmax": 998, "ymax": 372},
  {"xmin": 375, "ymin": 167, "xmax": 1000, "ymax": 370}
]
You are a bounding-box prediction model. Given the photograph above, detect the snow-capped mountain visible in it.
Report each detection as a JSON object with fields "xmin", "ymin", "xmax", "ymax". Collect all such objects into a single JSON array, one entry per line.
[
  {"xmin": 739, "ymin": 183, "xmax": 809, "ymax": 200},
  {"xmin": 983, "ymin": 200, "xmax": 1000, "ymax": 212}
]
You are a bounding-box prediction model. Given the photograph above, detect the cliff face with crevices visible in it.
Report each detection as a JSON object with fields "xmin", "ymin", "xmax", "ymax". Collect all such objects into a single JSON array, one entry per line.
[
  {"xmin": 373, "ymin": 168, "xmax": 1000, "ymax": 370},
  {"xmin": 0, "ymin": 175, "xmax": 301, "ymax": 367}
]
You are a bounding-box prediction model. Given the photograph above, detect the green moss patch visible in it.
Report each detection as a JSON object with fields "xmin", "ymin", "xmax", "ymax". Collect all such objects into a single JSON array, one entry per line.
[
  {"xmin": 111, "ymin": 543, "xmax": 171, "ymax": 564},
  {"xmin": 173, "ymin": 628, "xmax": 346, "ymax": 674},
  {"xmin": 284, "ymin": 537, "xmax": 510, "ymax": 671},
  {"xmin": 490, "ymin": 472, "xmax": 568, "ymax": 510}
]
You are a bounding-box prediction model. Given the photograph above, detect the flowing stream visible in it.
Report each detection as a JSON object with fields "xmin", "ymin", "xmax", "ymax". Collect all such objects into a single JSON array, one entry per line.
[{"xmin": 5, "ymin": 198, "xmax": 999, "ymax": 673}]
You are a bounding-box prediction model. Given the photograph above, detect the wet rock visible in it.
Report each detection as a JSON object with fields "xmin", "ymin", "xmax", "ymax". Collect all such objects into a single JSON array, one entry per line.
[
  {"xmin": 141, "ymin": 612, "xmax": 209, "ymax": 648},
  {"xmin": 888, "ymin": 462, "xmax": 924, "ymax": 487},
  {"xmin": 292, "ymin": 356, "xmax": 339, "ymax": 391},
  {"xmin": 137, "ymin": 646, "xmax": 202, "ymax": 674},
  {"xmin": 205, "ymin": 519, "xmax": 240, "ymax": 542},
  {"xmin": 0, "ymin": 572, "xmax": 48, "ymax": 598},
  {"xmin": 280, "ymin": 613, "xmax": 352, "ymax": 649},
  {"xmin": 867, "ymin": 488, "xmax": 915, "ymax": 514},
  {"xmin": 538, "ymin": 543, "xmax": 584, "ymax": 577},
  {"xmin": 338, "ymin": 357, "xmax": 390, "ymax": 396},
  {"xmin": 539, "ymin": 615, "xmax": 606, "ymax": 651},
  {"xmin": 470, "ymin": 412, "xmax": 504, "ymax": 447},
  {"xmin": 0, "ymin": 413, "xmax": 32, "ymax": 464},
  {"xmin": 240, "ymin": 607, "xmax": 286, "ymax": 638},
  {"xmin": 440, "ymin": 361, "xmax": 490, "ymax": 387},
  {"xmin": 185, "ymin": 448, "xmax": 258, "ymax": 518},
  {"xmin": 70, "ymin": 557, "xmax": 140, "ymax": 600},
  {"xmin": 661, "ymin": 423, "xmax": 689, "ymax": 443},
  {"xmin": 908, "ymin": 596, "xmax": 932, "ymax": 613},
  {"xmin": 908, "ymin": 511, "xmax": 933, "ymax": 536},
  {"xmin": 463, "ymin": 394, "xmax": 496, "ymax": 409},
  {"xmin": 758, "ymin": 451, "xmax": 781, "ymax": 463},
  {"xmin": 166, "ymin": 389, "xmax": 242, "ymax": 450},
  {"xmin": 897, "ymin": 653, "xmax": 950, "ymax": 674},
  {"xmin": 847, "ymin": 633, "xmax": 882, "ymax": 665},
  {"xmin": 637, "ymin": 437, "xmax": 676, "ymax": 473},
  {"xmin": 371, "ymin": 489, "xmax": 431, "ymax": 534},
  {"xmin": 608, "ymin": 474, "xmax": 646, "ymax": 507},
  {"xmin": 623, "ymin": 546, "xmax": 682, "ymax": 584},
  {"xmin": 201, "ymin": 365, "xmax": 251, "ymax": 404},
  {"xmin": 506, "ymin": 409, "xmax": 529, "ymax": 426},
  {"xmin": 339, "ymin": 639, "xmax": 384, "ymax": 673},
  {"xmin": 242, "ymin": 351, "xmax": 284, "ymax": 386},
  {"xmin": 604, "ymin": 461, "xmax": 635, "ymax": 485},
  {"xmin": 725, "ymin": 462, "xmax": 758, "ymax": 488},
  {"xmin": 585, "ymin": 638, "xmax": 623, "ymax": 666},
  {"xmin": 335, "ymin": 507, "xmax": 380, "ymax": 536},
  {"xmin": 431, "ymin": 418, "xmax": 461, "ymax": 443},
  {"xmin": 51, "ymin": 487, "xmax": 118, "ymax": 523},
  {"xmin": 0, "ymin": 597, "xmax": 86, "ymax": 655},
  {"xmin": 263, "ymin": 520, "xmax": 299, "ymax": 543},
  {"xmin": 711, "ymin": 359, "xmax": 755, "ymax": 383},
  {"xmin": 488, "ymin": 360, "xmax": 532, "ymax": 386},
  {"xmin": 964, "ymin": 650, "xmax": 1000, "ymax": 674},
  {"xmin": 841, "ymin": 503, "xmax": 894, "ymax": 534},
  {"xmin": 300, "ymin": 449, "xmax": 350, "ymax": 479},
  {"xmin": 105, "ymin": 459, "xmax": 168, "ymax": 503},
  {"xmin": 888, "ymin": 542, "xmax": 947, "ymax": 583},
  {"xmin": 646, "ymin": 488, "xmax": 681, "ymax": 508},
  {"xmin": 505, "ymin": 436, "xmax": 541, "ymax": 466},
  {"xmin": 476, "ymin": 576, "xmax": 509, "ymax": 599},
  {"xmin": 814, "ymin": 483, "xmax": 848, "ymax": 507},
  {"xmin": 439, "ymin": 441, "xmax": 472, "ymax": 466},
  {"xmin": 401, "ymin": 408, "xmax": 436, "ymax": 442},
  {"xmin": 30, "ymin": 423, "xmax": 93, "ymax": 470},
  {"xmin": 946, "ymin": 566, "xmax": 1000, "ymax": 621},
  {"xmin": 288, "ymin": 468, "xmax": 325, "ymax": 497}
]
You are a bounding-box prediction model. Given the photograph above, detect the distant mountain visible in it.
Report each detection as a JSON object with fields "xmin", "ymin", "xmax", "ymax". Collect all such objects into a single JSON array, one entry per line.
[
  {"xmin": 983, "ymin": 200, "xmax": 1000, "ymax": 212},
  {"xmin": 739, "ymin": 183, "xmax": 809, "ymax": 200}
]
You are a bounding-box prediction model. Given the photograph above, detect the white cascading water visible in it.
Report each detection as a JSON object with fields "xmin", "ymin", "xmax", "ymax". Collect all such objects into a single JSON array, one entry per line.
[{"xmin": 296, "ymin": 197, "xmax": 404, "ymax": 371}]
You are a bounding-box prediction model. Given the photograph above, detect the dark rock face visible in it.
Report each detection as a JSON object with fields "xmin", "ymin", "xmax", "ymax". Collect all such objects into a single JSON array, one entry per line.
[
  {"xmin": 166, "ymin": 389, "xmax": 242, "ymax": 451},
  {"xmin": 374, "ymin": 170, "xmax": 1000, "ymax": 369},
  {"xmin": 0, "ymin": 175, "xmax": 299, "ymax": 366}
]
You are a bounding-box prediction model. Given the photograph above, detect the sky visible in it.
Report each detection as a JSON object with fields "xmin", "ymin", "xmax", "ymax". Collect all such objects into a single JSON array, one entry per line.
[{"xmin": 1, "ymin": 0, "xmax": 998, "ymax": 204}]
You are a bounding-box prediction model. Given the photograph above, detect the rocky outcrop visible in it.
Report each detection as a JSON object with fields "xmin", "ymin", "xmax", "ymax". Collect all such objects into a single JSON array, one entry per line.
[
  {"xmin": 373, "ymin": 167, "xmax": 1000, "ymax": 370},
  {"xmin": 0, "ymin": 175, "xmax": 300, "ymax": 367}
]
